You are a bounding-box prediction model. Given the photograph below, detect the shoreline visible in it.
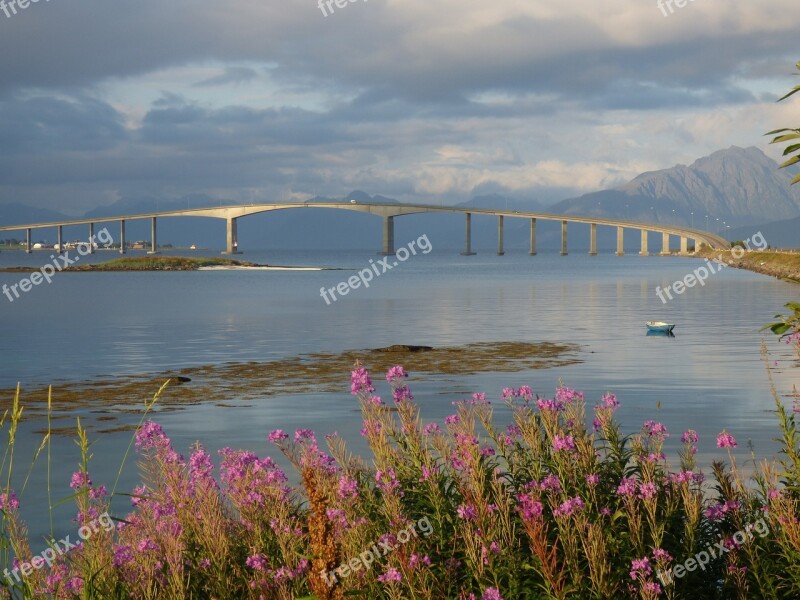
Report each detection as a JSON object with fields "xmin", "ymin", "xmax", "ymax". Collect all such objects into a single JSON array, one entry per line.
[
  {"xmin": 693, "ymin": 247, "xmax": 800, "ymax": 284},
  {"xmin": 0, "ymin": 255, "xmax": 338, "ymax": 272}
]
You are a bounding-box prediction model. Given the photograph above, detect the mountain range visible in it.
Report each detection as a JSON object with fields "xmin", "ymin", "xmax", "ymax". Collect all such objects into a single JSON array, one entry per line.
[
  {"xmin": 1, "ymin": 146, "xmax": 798, "ymax": 250},
  {"xmin": 551, "ymin": 146, "xmax": 800, "ymax": 230}
]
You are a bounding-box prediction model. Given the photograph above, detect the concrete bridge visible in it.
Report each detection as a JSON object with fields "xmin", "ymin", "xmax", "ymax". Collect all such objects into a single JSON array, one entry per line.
[{"xmin": 0, "ymin": 202, "xmax": 729, "ymax": 256}]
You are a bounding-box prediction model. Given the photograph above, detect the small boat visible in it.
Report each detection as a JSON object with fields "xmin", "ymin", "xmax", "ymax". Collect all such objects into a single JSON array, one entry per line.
[{"xmin": 646, "ymin": 321, "xmax": 675, "ymax": 333}]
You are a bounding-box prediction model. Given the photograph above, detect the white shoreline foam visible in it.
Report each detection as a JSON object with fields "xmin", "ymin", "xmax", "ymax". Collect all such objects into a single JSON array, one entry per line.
[{"xmin": 197, "ymin": 265, "xmax": 324, "ymax": 271}]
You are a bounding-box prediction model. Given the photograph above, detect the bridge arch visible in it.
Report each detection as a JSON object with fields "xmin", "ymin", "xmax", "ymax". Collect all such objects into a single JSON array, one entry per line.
[{"xmin": 0, "ymin": 202, "xmax": 729, "ymax": 256}]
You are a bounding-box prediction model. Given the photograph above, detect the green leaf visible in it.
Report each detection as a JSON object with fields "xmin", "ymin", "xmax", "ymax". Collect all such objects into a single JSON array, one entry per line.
[
  {"xmin": 792, "ymin": 172, "xmax": 800, "ymax": 185},
  {"xmin": 780, "ymin": 156, "xmax": 800, "ymax": 168},
  {"xmin": 766, "ymin": 128, "xmax": 794, "ymax": 135},
  {"xmin": 772, "ymin": 133, "xmax": 800, "ymax": 143},
  {"xmin": 778, "ymin": 85, "xmax": 800, "ymax": 102},
  {"xmin": 783, "ymin": 143, "xmax": 800, "ymax": 155},
  {"xmin": 771, "ymin": 324, "xmax": 792, "ymax": 335}
]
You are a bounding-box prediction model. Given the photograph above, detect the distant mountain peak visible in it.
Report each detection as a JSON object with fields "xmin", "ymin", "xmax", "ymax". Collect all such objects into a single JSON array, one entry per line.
[{"xmin": 552, "ymin": 146, "xmax": 800, "ymax": 228}]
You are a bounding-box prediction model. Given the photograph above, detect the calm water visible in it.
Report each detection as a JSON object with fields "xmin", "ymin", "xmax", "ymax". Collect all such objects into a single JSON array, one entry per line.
[{"xmin": 0, "ymin": 246, "xmax": 798, "ymax": 541}]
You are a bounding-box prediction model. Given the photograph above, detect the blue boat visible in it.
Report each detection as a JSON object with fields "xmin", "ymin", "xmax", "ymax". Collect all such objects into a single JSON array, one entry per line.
[{"xmin": 646, "ymin": 321, "xmax": 675, "ymax": 333}]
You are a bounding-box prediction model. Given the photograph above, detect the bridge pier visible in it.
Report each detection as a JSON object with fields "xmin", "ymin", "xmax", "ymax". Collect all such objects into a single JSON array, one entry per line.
[
  {"xmin": 148, "ymin": 217, "xmax": 159, "ymax": 254},
  {"xmin": 461, "ymin": 213, "xmax": 476, "ymax": 256},
  {"xmin": 640, "ymin": 230, "xmax": 649, "ymax": 256},
  {"xmin": 529, "ymin": 218, "xmax": 537, "ymax": 255},
  {"xmin": 660, "ymin": 232, "xmax": 670, "ymax": 256},
  {"xmin": 57, "ymin": 225, "xmax": 63, "ymax": 255},
  {"xmin": 680, "ymin": 236, "xmax": 688, "ymax": 256},
  {"xmin": 589, "ymin": 223, "xmax": 597, "ymax": 256},
  {"xmin": 223, "ymin": 218, "xmax": 241, "ymax": 255},
  {"xmin": 379, "ymin": 216, "xmax": 394, "ymax": 256},
  {"xmin": 497, "ymin": 216, "xmax": 504, "ymax": 256},
  {"xmin": 560, "ymin": 221, "xmax": 568, "ymax": 256},
  {"xmin": 616, "ymin": 226, "xmax": 624, "ymax": 256},
  {"xmin": 120, "ymin": 221, "xmax": 126, "ymax": 254},
  {"xmin": 88, "ymin": 223, "xmax": 95, "ymax": 254},
  {"xmin": 25, "ymin": 228, "xmax": 31, "ymax": 254}
]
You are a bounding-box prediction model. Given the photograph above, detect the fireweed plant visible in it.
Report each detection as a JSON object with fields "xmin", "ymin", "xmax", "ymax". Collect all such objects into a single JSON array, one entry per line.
[{"xmin": 0, "ymin": 332, "xmax": 798, "ymax": 598}]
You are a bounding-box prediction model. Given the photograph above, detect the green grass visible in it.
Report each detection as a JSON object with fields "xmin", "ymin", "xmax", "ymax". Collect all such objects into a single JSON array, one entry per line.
[
  {"xmin": 695, "ymin": 248, "xmax": 800, "ymax": 283},
  {"xmin": 69, "ymin": 256, "xmax": 262, "ymax": 271}
]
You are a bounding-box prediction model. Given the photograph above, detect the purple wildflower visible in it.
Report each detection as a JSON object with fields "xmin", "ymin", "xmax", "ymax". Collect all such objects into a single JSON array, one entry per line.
[
  {"xmin": 652, "ymin": 547, "xmax": 673, "ymax": 562},
  {"xmin": 385, "ymin": 365, "xmax": 408, "ymax": 382},
  {"xmin": 457, "ymin": 503, "xmax": 479, "ymax": 520},
  {"xmin": 681, "ymin": 429, "xmax": 699, "ymax": 444},
  {"xmin": 537, "ymin": 398, "xmax": 564, "ymax": 412},
  {"xmin": 0, "ymin": 490, "xmax": 19, "ymax": 512},
  {"xmin": 716, "ymin": 431, "xmax": 737, "ymax": 448},
  {"xmin": 501, "ymin": 387, "xmax": 518, "ymax": 400},
  {"xmin": 294, "ymin": 428, "xmax": 315, "ymax": 443},
  {"xmin": 246, "ymin": 554, "xmax": 267, "ymax": 571},
  {"xmin": 445, "ymin": 414, "xmax": 460, "ymax": 426},
  {"xmin": 471, "ymin": 392, "xmax": 490, "ymax": 405},
  {"xmin": 630, "ymin": 557, "xmax": 652, "ymax": 581},
  {"xmin": 378, "ymin": 568, "xmax": 402, "ymax": 583},
  {"xmin": 135, "ymin": 421, "xmax": 170, "ymax": 451},
  {"xmin": 638, "ymin": 482, "xmax": 657, "ymax": 500},
  {"xmin": 69, "ymin": 471, "xmax": 91, "ymax": 490},
  {"xmin": 268, "ymin": 429, "xmax": 288, "ymax": 443},
  {"xmin": 137, "ymin": 539, "xmax": 158, "ymax": 552},
  {"xmin": 337, "ymin": 475, "xmax": 358, "ymax": 500},
  {"xmin": 553, "ymin": 496, "xmax": 584, "ymax": 517},
  {"xmin": 112, "ymin": 544, "xmax": 134, "ymax": 567},
  {"xmin": 600, "ymin": 393, "xmax": 619, "ymax": 409},
  {"xmin": 65, "ymin": 578, "xmax": 84, "ymax": 594},
  {"xmin": 350, "ymin": 367, "xmax": 375, "ymax": 395},
  {"xmin": 482, "ymin": 588, "xmax": 504, "ymax": 600},
  {"xmin": 540, "ymin": 474, "xmax": 562, "ymax": 493},
  {"xmin": 392, "ymin": 385, "xmax": 414, "ymax": 403},
  {"xmin": 375, "ymin": 468, "xmax": 400, "ymax": 494},
  {"xmin": 552, "ymin": 434, "xmax": 576, "ymax": 452},
  {"xmin": 517, "ymin": 492, "xmax": 544, "ymax": 520},
  {"xmin": 643, "ymin": 420, "xmax": 669, "ymax": 439},
  {"xmin": 617, "ymin": 478, "xmax": 637, "ymax": 497},
  {"xmin": 409, "ymin": 553, "xmax": 432, "ymax": 568}
]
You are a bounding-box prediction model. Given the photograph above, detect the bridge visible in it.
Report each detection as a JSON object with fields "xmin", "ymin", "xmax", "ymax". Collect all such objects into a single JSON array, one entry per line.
[{"xmin": 0, "ymin": 202, "xmax": 729, "ymax": 256}]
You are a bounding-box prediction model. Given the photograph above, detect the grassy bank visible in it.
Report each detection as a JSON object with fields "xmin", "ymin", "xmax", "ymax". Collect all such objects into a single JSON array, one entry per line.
[
  {"xmin": 0, "ymin": 256, "xmax": 263, "ymax": 272},
  {"xmin": 695, "ymin": 247, "xmax": 800, "ymax": 284}
]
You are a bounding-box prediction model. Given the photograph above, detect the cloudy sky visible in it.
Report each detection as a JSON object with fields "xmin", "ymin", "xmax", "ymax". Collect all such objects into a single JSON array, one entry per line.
[{"xmin": 0, "ymin": 0, "xmax": 798, "ymax": 215}]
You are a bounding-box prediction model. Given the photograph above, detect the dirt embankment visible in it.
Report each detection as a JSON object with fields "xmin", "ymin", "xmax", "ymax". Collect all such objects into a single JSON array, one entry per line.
[{"xmin": 694, "ymin": 247, "xmax": 800, "ymax": 284}]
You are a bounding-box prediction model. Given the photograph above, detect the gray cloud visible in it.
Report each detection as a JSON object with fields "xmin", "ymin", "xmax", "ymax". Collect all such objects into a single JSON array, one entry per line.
[
  {"xmin": 193, "ymin": 67, "xmax": 259, "ymax": 87},
  {"xmin": 0, "ymin": 0, "xmax": 797, "ymax": 213}
]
